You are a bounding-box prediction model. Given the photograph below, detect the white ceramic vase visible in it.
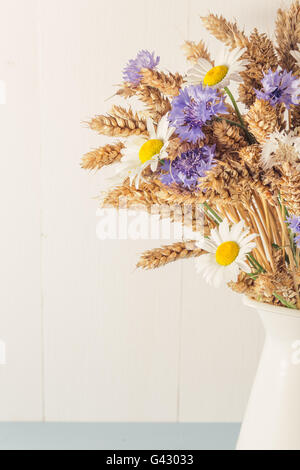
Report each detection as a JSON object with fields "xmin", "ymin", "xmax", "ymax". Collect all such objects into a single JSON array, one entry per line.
[{"xmin": 237, "ymin": 296, "xmax": 300, "ymax": 450}]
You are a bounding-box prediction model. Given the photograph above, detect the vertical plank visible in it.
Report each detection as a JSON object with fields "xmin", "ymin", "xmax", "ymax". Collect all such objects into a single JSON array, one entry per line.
[
  {"xmin": 39, "ymin": 0, "xmax": 189, "ymax": 421},
  {"xmin": 179, "ymin": 0, "xmax": 282, "ymax": 422},
  {"xmin": 0, "ymin": 0, "xmax": 43, "ymax": 420}
]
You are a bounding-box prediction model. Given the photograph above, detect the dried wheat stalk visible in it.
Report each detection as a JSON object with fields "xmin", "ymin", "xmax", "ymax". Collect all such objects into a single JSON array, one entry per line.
[
  {"xmin": 137, "ymin": 242, "xmax": 205, "ymax": 269},
  {"xmin": 182, "ymin": 40, "xmax": 212, "ymax": 64},
  {"xmin": 292, "ymin": 104, "xmax": 300, "ymax": 128},
  {"xmin": 228, "ymin": 273, "xmax": 254, "ymax": 295},
  {"xmin": 280, "ymin": 163, "xmax": 300, "ymax": 215},
  {"xmin": 201, "ymin": 14, "xmax": 249, "ymax": 50},
  {"xmin": 140, "ymin": 68, "xmax": 184, "ymax": 97},
  {"xmin": 116, "ymin": 82, "xmax": 137, "ymax": 99},
  {"xmin": 251, "ymin": 271, "xmax": 298, "ymax": 307},
  {"xmin": 102, "ymin": 180, "xmax": 163, "ymax": 210},
  {"xmin": 275, "ymin": 1, "xmax": 300, "ymax": 72},
  {"xmin": 246, "ymin": 99, "xmax": 278, "ymax": 144},
  {"xmin": 213, "ymin": 120, "xmax": 247, "ymax": 150},
  {"xmin": 81, "ymin": 142, "xmax": 124, "ymax": 171},
  {"xmin": 239, "ymin": 30, "xmax": 278, "ymax": 107},
  {"xmin": 166, "ymin": 137, "xmax": 200, "ymax": 161},
  {"xmin": 88, "ymin": 108, "xmax": 147, "ymax": 137},
  {"xmin": 138, "ymin": 85, "xmax": 171, "ymax": 121},
  {"xmin": 201, "ymin": 157, "xmax": 253, "ymax": 206}
]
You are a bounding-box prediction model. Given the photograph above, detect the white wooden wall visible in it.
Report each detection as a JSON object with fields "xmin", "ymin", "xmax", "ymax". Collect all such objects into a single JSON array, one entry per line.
[{"xmin": 0, "ymin": 0, "xmax": 283, "ymax": 422}]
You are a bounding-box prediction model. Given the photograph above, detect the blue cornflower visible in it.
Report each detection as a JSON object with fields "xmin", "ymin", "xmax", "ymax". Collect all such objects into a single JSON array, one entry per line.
[
  {"xmin": 123, "ymin": 50, "xmax": 160, "ymax": 86},
  {"xmin": 168, "ymin": 85, "xmax": 228, "ymax": 143},
  {"xmin": 255, "ymin": 68, "xmax": 300, "ymax": 108},
  {"xmin": 287, "ymin": 215, "xmax": 300, "ymax": 248},
  {"xmin": 160, "ymin": 145, "xmax": 216, "ymax": 190}
]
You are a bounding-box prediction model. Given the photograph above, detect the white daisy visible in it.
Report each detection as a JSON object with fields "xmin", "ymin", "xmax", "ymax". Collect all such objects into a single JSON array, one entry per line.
[
  {"xmin": 261, "ymin": 130, "xmax": 300, "ymax": 169},
  {"xmin": 195, "ymin": 220, "xmax": 257, "ymax": 288},
  {"xmin": 187, "ymin": 46, "xmax": 248, "ymax": 89},
  {"xmin": 290, "ymin": 45, "xmax": 300, "ymax": 67},
  {"xmin": 113, "ymin": 115, "xmax": 175, "ymax": 189}
]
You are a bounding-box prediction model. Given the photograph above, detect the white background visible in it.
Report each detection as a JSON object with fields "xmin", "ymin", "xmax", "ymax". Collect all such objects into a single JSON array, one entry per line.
[{"xmin": 0, "ymin": 0, "xmax": 283, "ymax": 422}]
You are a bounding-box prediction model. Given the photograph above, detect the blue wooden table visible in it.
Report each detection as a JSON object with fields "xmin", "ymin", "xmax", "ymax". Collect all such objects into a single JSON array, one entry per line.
[{"xmin": 0, "ymin": 423, "xmax": 240, "ymax": 450}]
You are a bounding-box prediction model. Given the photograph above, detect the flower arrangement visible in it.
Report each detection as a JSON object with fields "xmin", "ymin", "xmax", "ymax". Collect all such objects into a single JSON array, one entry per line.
[{"xmin": 82, "ymin": 1, "xmax": 300, "ymax": 310}]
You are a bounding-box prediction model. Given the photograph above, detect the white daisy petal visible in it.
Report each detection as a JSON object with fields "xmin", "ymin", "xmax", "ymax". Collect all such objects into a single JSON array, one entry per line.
[
  {"xmin": 150, "ymin": 159, "xmax": 159, "ymax": 172},
  {"xmin": 213, "ymin": 267, "xmax": 225, "ymax": 288},
  {"xmin": 187, "ymin": 59, "xmax": 212, "ymax": 85},
  {"xmin": 238, "ymin": 233, "xmax": 258, "ymax": 245},
  {"xmin": 195, "ymin": 254, "xmax": 214, "ymax": 272},
  {"xmin": 156, "ymin": 118, "xmax": 165, "ymax": 140},
  {"xmin": 210, "ymin": 227, "xmax": 223, "ymax": 246},
  {"xmin": 230, "ymin": 221, "xmax": 245, "ymax": 241},
  {"xmin": 146, "ymin": 118, "xmax": 156, "ymax": 138},
  {"xmin": 239, "ymin": 243, "xmax": 256, "ymax": 257},
  {"xmin": 237, "ymin": 260, "xmax": 251, "ymax": 274},
  {"xmin": 196, "ymin": 237, "xmax": 217, "ymax": 253},
  {"xmin": 166, "ymin": 126, "xmax": 176, "ymax": 140},
  {"xmin": 230, "ymin": 264, "xmax": 240, "ymax": 283},
  {"xmin": 205, "ymin": 264, "xmax": 220, "ymax": 284},
  {"xmin": 219, "ymin": 219, "xmax": 231, "ymax": 240}
]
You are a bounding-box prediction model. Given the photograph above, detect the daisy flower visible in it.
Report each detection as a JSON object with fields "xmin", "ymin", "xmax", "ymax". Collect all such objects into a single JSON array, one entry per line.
[
  {"xmin": 195, "ymin": 220, "xmax": 257, "ymax": 288},
  {"xmin": 168, "ymin": 84, "xmax": 227, "ymax": 143},
  {"xmin": 160, "ymin": 145, "xmax": 215, "ymax": 190},
  {"xmin": 255, "ymin": 68, "xmax": 300, "ymax": 108},
  {"xmin": 123, "ymin": 50, "xmax": 160, "ymax": 86},
  {"xmin": 187, "ymin": 47, "xmax": 248, "ymax": 89},
  {"xmin": 113, "ymin": 115, "xmax": 175, "ymax": 189}
]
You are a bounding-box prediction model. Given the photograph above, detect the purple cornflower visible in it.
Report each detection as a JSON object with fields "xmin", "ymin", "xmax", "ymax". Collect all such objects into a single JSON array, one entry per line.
[
  {"xmin": 168, "ymin": 85, "xmax": 228, "ymax": 143},
  {"xmin": 255, "ymin": 68, "xmax": 300, "ymax": 108},
  {"xmin": 296, "ymin": 234, "xmax": 300, "ymax": 248},
  {"xmin": 123, "ymin": 50, "xmax": 160, "ymax": 85},
  {"xmin": 160, "ymin": 145, "xmax": 216, "ymax": 190},
  {"xmin": 287, "ymin": 215, "xmax": 300, "ymax": 247}
]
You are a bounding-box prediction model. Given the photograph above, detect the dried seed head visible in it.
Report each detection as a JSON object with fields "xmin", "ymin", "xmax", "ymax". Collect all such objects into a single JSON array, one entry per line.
[
  {"xmin": 182, "ymin": 40, "xmax": 213, "ymax": 65},
  {"xmin": 246, "ymin": 99, "xmax": 278, "ymax": 144},
  {"xmin": 81, "ymin": 142, "xmax": 124, "ymax": 171},
  {"xmin": 201, "ymin": 14, "xmax": 249, "ymax": 50}
]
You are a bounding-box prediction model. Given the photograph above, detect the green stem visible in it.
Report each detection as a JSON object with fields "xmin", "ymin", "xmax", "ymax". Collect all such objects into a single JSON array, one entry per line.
[
  {"xmin": 247, "ymin": 254, "xmax": 266, "ymax": 273},
  {"xmin": 224, "ymin": 87, "xmax": 245, "ymax": 126},
  {"xmin": 224, "ymin": 86, "xmax": 256, "ymax": 144},
  {"xmin": 273, "ymin": 292, "xmax": 297, "ymax": 309},
  {"xmin": 278, "ymin": 194, "xmax": 298, "ymax": 266},
  {"xmin": 215, "ymin": 117, "xmax": 246, "ymax": 131},
  {"xmin": 247, "ymin": 273, "xmax": 259, "ymax": 280},
  {"xmin": 202, "ymin": 202, "xmax": 223, "ymax": 224}
]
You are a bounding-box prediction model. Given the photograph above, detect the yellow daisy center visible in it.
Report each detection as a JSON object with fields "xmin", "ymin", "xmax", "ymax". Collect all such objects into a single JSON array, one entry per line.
[
  {"xmin": 215, "ymin": 241, "xmax": 240, "ymax": 266},
  {"xmin": 203, "ymin": 65, "xmax": 229, "ymax": 87},
  {"xmin": 139, "ymin": 139, "xmax": 164, "ymax": 164}
]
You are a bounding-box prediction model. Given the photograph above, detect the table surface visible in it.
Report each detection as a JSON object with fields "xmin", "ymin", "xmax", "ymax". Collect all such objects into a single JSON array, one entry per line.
[{"xmin": 0, "ymin": 423, "xmax": 241, "ymax": 450}]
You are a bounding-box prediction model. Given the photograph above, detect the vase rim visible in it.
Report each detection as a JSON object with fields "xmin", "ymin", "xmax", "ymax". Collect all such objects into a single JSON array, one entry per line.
[{"xmin": 243, "ymin": 295, "xmax": 300, "ymax": 318}]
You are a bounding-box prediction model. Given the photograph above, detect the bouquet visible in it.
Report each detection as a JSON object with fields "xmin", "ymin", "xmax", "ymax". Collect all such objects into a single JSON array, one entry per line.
[{"xmin": 82, "ymin": 1, "xmax": 300, "ymax": 310}]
